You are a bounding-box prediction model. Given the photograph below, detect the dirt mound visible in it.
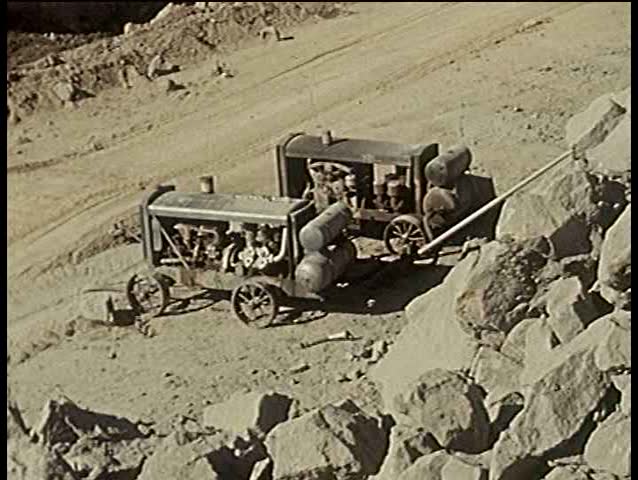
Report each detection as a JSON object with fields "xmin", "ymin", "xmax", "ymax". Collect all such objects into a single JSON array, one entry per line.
[{"xmin": 7, "ymin": 2, "xmax": 352, "ymax": 122}]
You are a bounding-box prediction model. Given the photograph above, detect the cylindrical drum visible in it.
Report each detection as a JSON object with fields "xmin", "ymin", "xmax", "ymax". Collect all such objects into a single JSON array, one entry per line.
[
  {"xmin": 422, "ymin": 186, "xmax": 458, "ymax": 231},
  {"xmin": 295, "ymin": 240, "xmax": 357, "ymax": 293},
  {"xmin": 299, "ymin": 201, "xmax": 352, "ymax": 252},
  {"xmin": 424, "ymin": 145, "xmax": 472, "ymax": 187}
]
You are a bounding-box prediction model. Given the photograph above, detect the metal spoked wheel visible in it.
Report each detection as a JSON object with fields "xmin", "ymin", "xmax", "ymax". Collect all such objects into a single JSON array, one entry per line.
[
  {"xmin": 231, "ymin": 280, "xmax": 279, "ymax": 328},
  {"xmin": 126, "ymin": 273, "xmax": 169, "ymax": 317},
  {"xmin": 383, "ymin": 214, "xmax": 427, "ymax": 257}
]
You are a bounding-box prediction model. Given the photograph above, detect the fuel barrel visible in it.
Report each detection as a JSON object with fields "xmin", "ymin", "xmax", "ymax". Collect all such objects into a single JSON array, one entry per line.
[
  {"xmin": 424, "ymin": 145, "xmax": 472, "ymax": 187},
  {"xmin": 299, "ymin": 201, "xmax": 352, "ymax": 252},
  {"xmin": 295, "ymin": 240, "xmax": 357, "ymax": 293}
]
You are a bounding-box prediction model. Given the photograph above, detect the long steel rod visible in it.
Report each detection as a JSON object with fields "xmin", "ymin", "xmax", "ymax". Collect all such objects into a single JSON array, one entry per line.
[{"xmin": 417, "ymin": 149, "xmax": 574, "ymax": 256}]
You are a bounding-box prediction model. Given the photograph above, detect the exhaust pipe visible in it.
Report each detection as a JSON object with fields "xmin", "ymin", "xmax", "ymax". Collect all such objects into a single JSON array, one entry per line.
[
  {"xmin": 199, "ymin": 175, "xmax": 215, "ymax": 194},
  {"xmin": 321, "ymin": 130, "xmax": 333, "ymax": 146}
]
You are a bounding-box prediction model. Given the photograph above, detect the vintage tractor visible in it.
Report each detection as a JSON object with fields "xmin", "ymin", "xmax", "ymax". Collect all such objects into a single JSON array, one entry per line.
[
  {"xmin": 275, "ymin": 131, "xmax": 490, "ymax": 259},
  {"xmin": 127, "ymin": 178, "xmax": 361, "ymax": 327}
]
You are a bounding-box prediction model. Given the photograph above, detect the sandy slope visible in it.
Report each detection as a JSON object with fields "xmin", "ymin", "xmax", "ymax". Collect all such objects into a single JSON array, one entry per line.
[{"xmin": 7, "ymin": 2, "xmax": 630, "ymax": 428}]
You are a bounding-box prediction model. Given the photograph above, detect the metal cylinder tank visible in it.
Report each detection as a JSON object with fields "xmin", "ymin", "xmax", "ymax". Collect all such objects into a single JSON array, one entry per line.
[
  {"xmin": 424, "ymin": 145, "xmax": 472, "ymax": 187},
  {"xmin": 295, "ymin": 240, "xmax": 357, "ymax": 293},
  {"xmin": 299, "ymin": 201, "xmax": 352, "ymax": 252},
  {"xmin": 422, "ymin": 186, "xmax": 458, "ymax": 231}
]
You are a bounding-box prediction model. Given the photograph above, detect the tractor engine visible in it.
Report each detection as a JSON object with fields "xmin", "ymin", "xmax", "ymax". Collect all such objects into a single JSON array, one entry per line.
[
  {"xmin": 303, "ymin": 161, "xmax": 359, "ymax": 211},
  {"xmin": 372, "ymin": 173, "xmax": 410, "ymax": 213},
  {"xmin": 170, "ymin": 221, "xmax": 230, "ymax": 268},
  {"xmin": 165, "ymin": 221, "xmax": 286, "ymax": 274},
  {"xmin": 235, "ymin": 223, "xmax": 285, "ymax": 273}
]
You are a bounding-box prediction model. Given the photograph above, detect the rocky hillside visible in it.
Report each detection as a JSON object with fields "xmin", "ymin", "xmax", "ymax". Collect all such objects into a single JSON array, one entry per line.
[
  {"xmin": 7, "ymin": 2, "xmax": 352, "ymax": 119},
  {"xmin": 8, "ymin": 88, "xmax": 631, "ymax": 480}
]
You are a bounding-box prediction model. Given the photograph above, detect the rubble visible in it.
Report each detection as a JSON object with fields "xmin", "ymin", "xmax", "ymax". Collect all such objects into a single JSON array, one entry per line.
[
  {"xmin": 202, "ymin": 390, "xmax": 293, "ymax": 439},
  {"xmin": 265, "ymin": 399, "xmax": 388, "ymax": 480},
  {"xmin": 8, "ymin": 3, "xmax": 348, "ymax": 120},
  {"xmin": 491, "ymin": 336, "xmax": 611, "ymax": 479},
  {"xmin": 583, "ymin": 412, "xmax": 631, "ymax": 477},
  {"xmin": 391, "ymin": 369, "xmax": 490, "ymax": 453}
]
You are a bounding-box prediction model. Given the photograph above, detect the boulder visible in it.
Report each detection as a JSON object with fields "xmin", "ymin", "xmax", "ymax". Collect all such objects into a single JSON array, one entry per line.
[
  {"xmin": 373, "ymin": 424, "xmax": 441, "ymax": 480},
  {"xmin": 500, "ymin": 318, "xmax": 538, "ymax": 365},
  {"xmin": 565, "ymin": 92, "xmax": 626, "ymax": 153},
  {"xmin": 490, "ymin": 345, "xmax": 610, "ymax": 480},
  {"xmin": 454, "ymin": 240, "xmax": 547, "ymax": 339},
  {"xmin": 473, "ymin": 346, "xmax": 522, "ymax": 399},
  {"xmin": 52, "ymin": 81, "xmax": 79, "ymax": 104},
  {"xmin": 202, "ymin": 391, "xmax": 293, "ymax": 440},
  {"xmin": 544, "ymin": 277, "xmax": 600, "ymax": 344},
  {"xmin": 265, "ymin": 399, "xmax": 388, "ymax": 480},
  {"xmin": 597, "ymin": 206, "xmax": 631, "ymax": 308},
  {"xmin": 397, "ymin": 451, "xmax": 451, "ymax": 480},
  {"xmin": 397, "ymin": 450, "xmax": 488, "ymax": 480},
  {"xmin": 589, "ymin": 115, "xmax": 631, "ymax": 175},
  {"xmin": 138, "ymin": 431, "xmax": 239, "ymax": 480},
  {"xmin": 520, "ymin": 310, "xmax": 623, "ymax": 386},
  {"xmin": 441, "ymin": 455, "xmax": 488, "ymax": 480},
  {"xmin": 611, "ymin": 87, "xmax": 631, "ymax": 112},
  {"xmin": 34, "ymin": 396, "xmax": 143, "ymax": 447},
  {"xmin": 391, "ymin": 369, "xmax": 490, "ymax": 454},
  {"xmin": 594, "ymin": 314, "xmax": 630, "ymax": 372},
  {"xmin": 522, "ymin": 316, "xmax": 558, "ymax": 379},
  {"xmin": 611, "ymin": 373, "xmax": 630, "ymax": 415},
  {"xmin": 543, "ymin": 466, "xmax": 591, "ymax": 480},
  {"xmin": 370, "ymin": 252, "xmax": 481, "ymax": 408},
  {"xmin": 583, "ymin": 412, "xmax": 631, "ymax": 477},
  {"xmin": 484, "ymin": 391, "xmax": 524, "ymax": 441},
  {"xmin": 496, "ymin": 162, "xmax": 601, "ymax": 258}
]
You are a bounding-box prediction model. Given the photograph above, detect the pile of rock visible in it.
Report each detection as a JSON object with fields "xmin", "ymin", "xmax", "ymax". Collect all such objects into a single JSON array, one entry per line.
[{"xmin": 368, "ymin": 88, "xmax": 631, "ymax": 480}]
